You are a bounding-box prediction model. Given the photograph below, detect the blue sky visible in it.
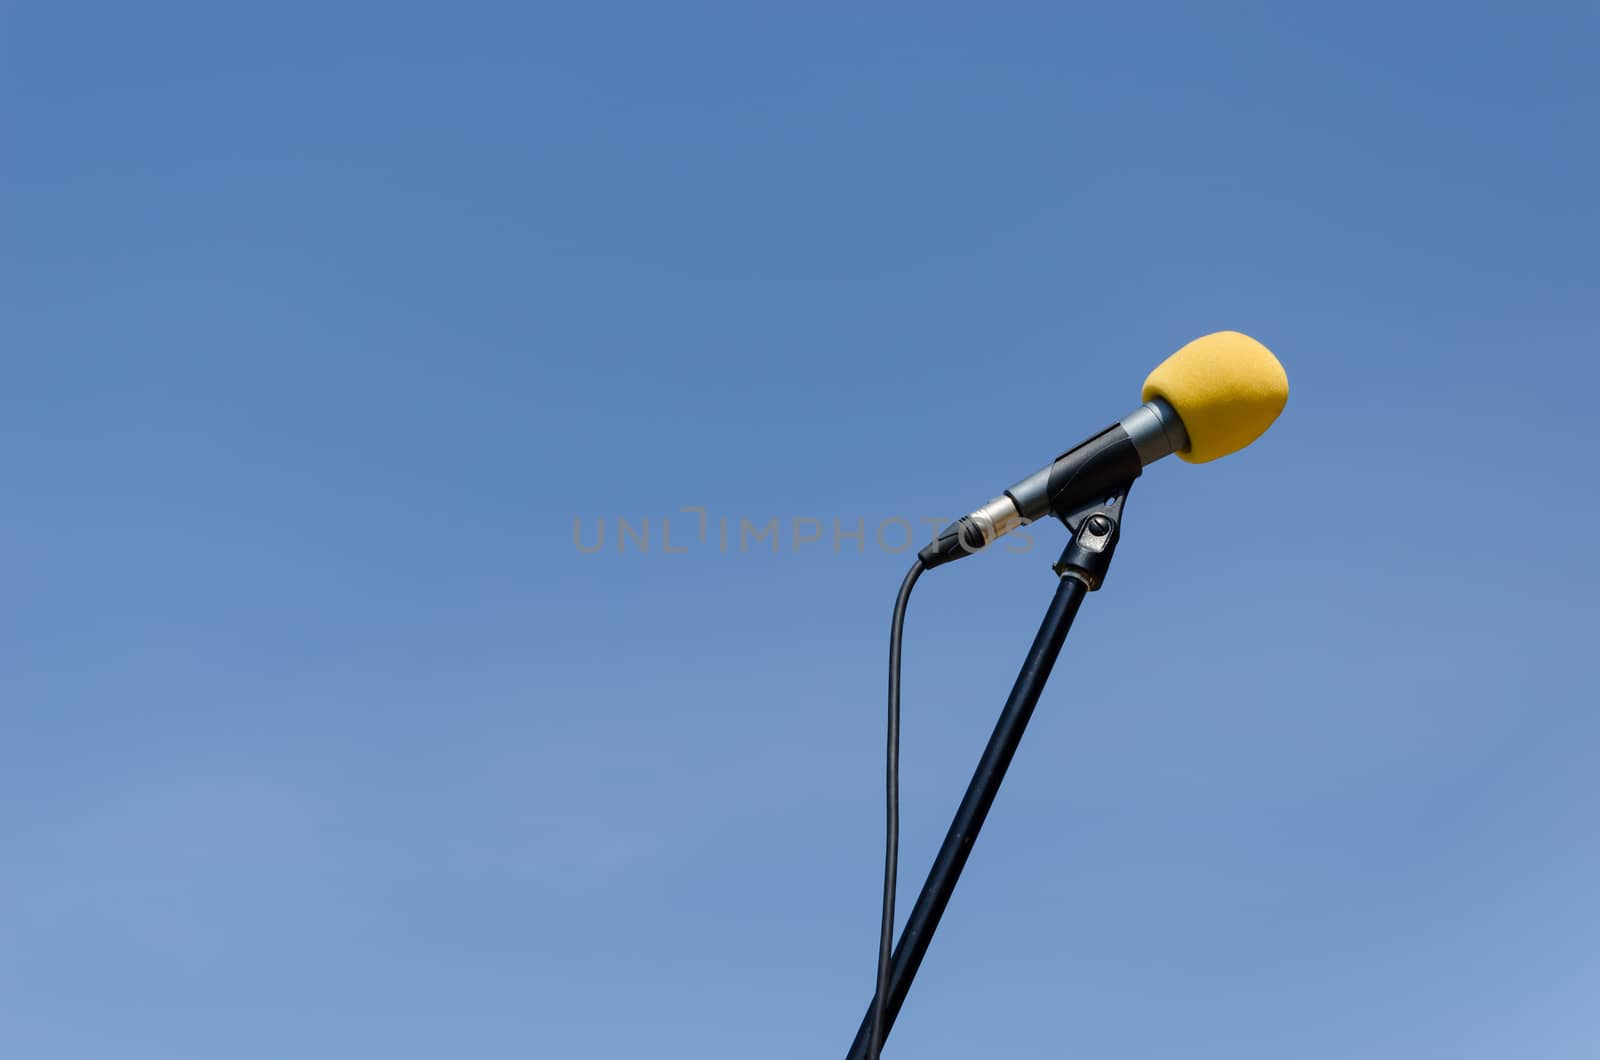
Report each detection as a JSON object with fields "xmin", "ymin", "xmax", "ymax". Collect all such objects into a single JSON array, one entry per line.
[{"xmin": 4, "ymin": 2, "xmax": 1598, "ymax": 1057}]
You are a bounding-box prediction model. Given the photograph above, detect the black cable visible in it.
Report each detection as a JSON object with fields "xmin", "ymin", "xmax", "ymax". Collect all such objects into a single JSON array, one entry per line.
[{"xmin": 871, "ymin": 557, "xmax": 925, "ymax": 1059}]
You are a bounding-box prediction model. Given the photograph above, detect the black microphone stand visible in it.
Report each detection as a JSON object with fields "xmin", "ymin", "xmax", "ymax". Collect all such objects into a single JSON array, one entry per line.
[{"xmin": 844, "ymin": 484, "xmax": 1135, "ymax": 1059}]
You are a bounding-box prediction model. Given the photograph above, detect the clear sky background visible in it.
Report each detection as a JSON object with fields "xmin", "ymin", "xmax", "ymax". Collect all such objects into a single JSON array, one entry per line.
[{"xmin": 4, "ymin": 2, "xmax": 1598, "ymax": 1057}]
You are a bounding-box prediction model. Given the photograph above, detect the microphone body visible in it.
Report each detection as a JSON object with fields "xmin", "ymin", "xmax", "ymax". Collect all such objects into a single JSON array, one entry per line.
[{"xmin": 917, "ymin": 399, "xmax": 1185, "ymax": 569}]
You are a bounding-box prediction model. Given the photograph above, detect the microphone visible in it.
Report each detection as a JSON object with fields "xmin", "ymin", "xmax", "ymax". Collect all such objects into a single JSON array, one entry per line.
[{"xmin": 918, "ymin": 331, "xmax": 1289, "ymax": 569}]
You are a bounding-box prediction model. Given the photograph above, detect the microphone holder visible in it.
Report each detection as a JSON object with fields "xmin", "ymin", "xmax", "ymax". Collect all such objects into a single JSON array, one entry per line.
[{"xmin": 844, "ymin": 481, "xmax": 1135, "ymax": 1059}]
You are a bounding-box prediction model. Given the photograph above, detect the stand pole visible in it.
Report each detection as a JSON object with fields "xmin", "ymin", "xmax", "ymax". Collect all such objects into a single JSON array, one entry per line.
[{"xmin": 844, "ymin": 569, "xmax": 1090, "ymax": 1059}]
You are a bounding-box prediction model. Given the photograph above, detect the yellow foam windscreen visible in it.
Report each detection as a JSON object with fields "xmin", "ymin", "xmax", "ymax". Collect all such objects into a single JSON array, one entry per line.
[{"xmin": 1141, "ymin": 331, "xmax": 1288, "ymax": 463}]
